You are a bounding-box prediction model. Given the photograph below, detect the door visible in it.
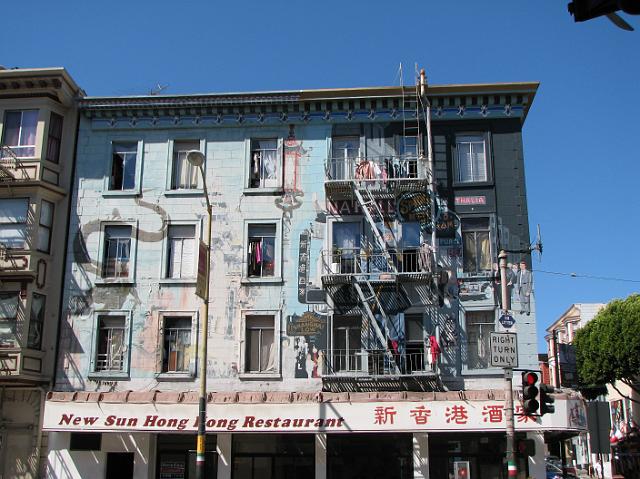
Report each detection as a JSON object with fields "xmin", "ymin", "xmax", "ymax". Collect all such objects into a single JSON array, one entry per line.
[
  {"xmin": 332, "ymin": 222, "xmax": 361, "ymax": 274},
  {"xmin": 106, "ymin": 452, "xmax": 134, "ymax": 479}
]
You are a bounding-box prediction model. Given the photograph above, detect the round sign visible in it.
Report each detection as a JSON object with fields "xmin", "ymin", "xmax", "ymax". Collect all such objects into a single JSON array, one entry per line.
[{"xmin": 499, "ymin": 314, "xmax": 515, "ymax": 328}]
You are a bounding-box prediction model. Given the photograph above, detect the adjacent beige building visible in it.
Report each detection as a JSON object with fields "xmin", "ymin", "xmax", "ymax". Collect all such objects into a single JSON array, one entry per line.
[{"xmin": 0, "ymin": 67, "xmax": 83, "ymax": 478}]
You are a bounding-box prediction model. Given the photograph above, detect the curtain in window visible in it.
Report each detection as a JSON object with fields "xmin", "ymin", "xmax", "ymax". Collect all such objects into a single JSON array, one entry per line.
[
  {"xmin": 27, "ymin": 294, "xmax": 45, "ymax": 349},
  {"xmin": 457, "ymin": 137, "xmax": 487, "ymax": 182},
  {"xmin": 168, "ymin": 225, "xmax": 195, "ymax": 279},
  {"xmin": 172, "ymin": 142, "xmax": 200, "ymax": 189},
  {"xmin": 477, "ymin": 231, "xmax": 491, "ymax": 271},
  {"xmin": 463, "ymin": 232, "xmax": 477, "ymax": 273}
]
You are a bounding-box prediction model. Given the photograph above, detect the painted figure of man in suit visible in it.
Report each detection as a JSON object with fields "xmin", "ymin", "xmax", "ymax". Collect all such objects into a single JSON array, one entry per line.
[{"xmin": 517, "ymin": 260, "xmax": 533, "ymax": 315}]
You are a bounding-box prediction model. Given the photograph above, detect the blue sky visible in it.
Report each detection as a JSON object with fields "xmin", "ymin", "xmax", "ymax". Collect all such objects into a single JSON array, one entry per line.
[{"xmin": 2, "ymin": 1, "xmax": 638, "ymax": 352}]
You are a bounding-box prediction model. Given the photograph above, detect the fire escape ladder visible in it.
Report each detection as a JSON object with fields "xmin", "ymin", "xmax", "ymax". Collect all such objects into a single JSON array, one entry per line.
[
  {"xmin": 0, "ymin": 145, "xmax": 26, "ymax": 182},
  {"xmin": 352, "ymin": 281, "xmax": 400, "ymax": 375},
  {"xmin": 351, "ymin": 184, "xmax": 397, "ymax": 274}
]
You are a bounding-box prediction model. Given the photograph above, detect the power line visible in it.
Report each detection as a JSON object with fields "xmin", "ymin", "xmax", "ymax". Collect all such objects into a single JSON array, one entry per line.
[{"xmin": 533, "ymin": 269, "xmax": 640, "ymax": 284}]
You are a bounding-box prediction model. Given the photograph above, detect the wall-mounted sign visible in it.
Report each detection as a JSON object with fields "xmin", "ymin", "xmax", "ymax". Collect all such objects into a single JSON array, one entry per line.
[
  {"xmin": 455, "ymin": 196, "xmax": 486, "ymax": 206},
  {"xmin": 435, "ymin": 211, "xmax": 459, "ymax": 238},
  {"xmin": 287, "ymin": 312, "xmax": 326, "ymax": 337},
  {"xmin": 298, "ymin": 232, "xmax": 310, "ymax": 303}
]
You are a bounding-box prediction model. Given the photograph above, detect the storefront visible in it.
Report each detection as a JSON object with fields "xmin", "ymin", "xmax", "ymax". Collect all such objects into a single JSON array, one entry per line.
[{"xmin": 43, "ymin": 391, "xmax": 586, "ymax": 479}]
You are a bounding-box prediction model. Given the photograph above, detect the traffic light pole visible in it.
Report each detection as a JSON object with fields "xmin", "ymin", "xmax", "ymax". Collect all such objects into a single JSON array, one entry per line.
[{"xmin": 499, "ymin": 250, "xmax": 517, "ymax": 478}]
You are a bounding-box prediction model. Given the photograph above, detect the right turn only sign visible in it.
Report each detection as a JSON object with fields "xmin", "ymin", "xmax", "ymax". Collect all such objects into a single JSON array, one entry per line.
[{"xmin": 489, "ymin": 332, "xmax": 518, "ymax": 368}]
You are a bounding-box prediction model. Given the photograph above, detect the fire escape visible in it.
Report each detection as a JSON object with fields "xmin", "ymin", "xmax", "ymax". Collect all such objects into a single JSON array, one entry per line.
[{"xmin": 323, "ymin": 70, "xmax": 442, "ymax": 390}]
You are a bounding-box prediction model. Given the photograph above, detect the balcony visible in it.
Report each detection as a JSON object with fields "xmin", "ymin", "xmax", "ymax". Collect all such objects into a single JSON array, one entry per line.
[
  {"xmin": 325, "ymin": 155, "xmax": 429, "ymax": 200},
  {"xmin": 321, "ymin": 248, "xmax": 433, "ymax": 286},
  {"xmin": 324, "ymin": 349, "xmax": 436, "ymax": 377},
  {"xmin": 0, "ymin": 145, "xmax": 60, "ymax": 187}
]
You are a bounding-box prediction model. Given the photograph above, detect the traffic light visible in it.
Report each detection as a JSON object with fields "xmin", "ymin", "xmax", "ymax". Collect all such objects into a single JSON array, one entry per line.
[
  {"xmin": 540, "ymin": 384, "xmax": 556, "ymax": 416},
  {"xmin": 568, "ymin": 0, "xmax": 640, "ymax": 22},
  {"xmin": 521, "ymin": 371, "xmax": 540, "ymax": 415}
]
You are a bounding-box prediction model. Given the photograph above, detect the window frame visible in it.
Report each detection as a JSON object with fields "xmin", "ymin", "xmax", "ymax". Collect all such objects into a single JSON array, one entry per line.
[
  {"xmin": 242, "ymin": 219, "xmax": 283, "ymax": 284},
  {"xmin": 89, "ymin": 310, "xmax": 132, "ymax": 379},
  {"xmin": 37, "ymin": 199, "xmax": 54, "ymax": 253},
  {"xmin": 45, "ymin": 111, "xmax": 64, "ymax": 164},
  {"xmin": 244, "ymin": 137, "xmax": 284, "ymax": 194},
  {"xmin": 103, "ymin": 140, "xmax": 143, "ymax": 196},
  {"xmin": 0, "ymin": 291, "xmax": 21, "ymax": 348},
  {"xmin": 461, "ymin": 216, "xmax": 492, "ymax": 276},
  {"xmin": 1, "ymin": 109, "xmax": 39, "ymax": 158},
  {"xmin": 239, "ymin": 310, "xmax": 281, "ymax": 380},
  {"xmin": 462, "ymin": 308, "xmax": 501, "ymax": 374},
  {"xmin": 96, "ymin": 222, "xmax": 138, "ymax": 285},
  {"xmin": 165, "ymin": 138, "xmax": 206, "ymax": 195},
  {"xmin": 27, "ymin": 292, "xmax": 45, "ymax": 350},
  {"xmin": 161, "ymin": 221, "xmax": 199, "ymax": 283},
  {"xmin": 157, "ymin": 310, "xmax": 198, "ymax": 379},
  {"xmin": 453, "ymin": 132, "xmax": 492, "ymax": 185},
  {"xmin": 0, "ymin": 197, "xmax": 30, "ymax": 250}
]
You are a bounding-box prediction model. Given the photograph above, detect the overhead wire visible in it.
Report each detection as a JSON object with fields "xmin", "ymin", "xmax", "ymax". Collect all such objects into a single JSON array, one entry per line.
[{"xmin": 533, "ymin": 269, "xmax": 640, "ymax": 284}]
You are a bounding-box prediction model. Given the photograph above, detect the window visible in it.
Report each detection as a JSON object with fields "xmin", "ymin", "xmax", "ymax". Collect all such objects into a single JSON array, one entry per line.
[
  {"xmin": 398, "ymin": 135, "xmax": 419, "ymax": 178},
  {"xmin": 400, "ymin": 222, "xmax": 420, "ymax": 273},
  {"xmin": 332, "ymin": 316, "xmax": 362, "ymax": 372},
  {"xmin": 109, "ymin": 142, "xmax": 138, "ymax": 191},
  {"xmin": 95, "ymin": 315, "xmax": 126, "ymax": 372},
  {"xmin": 27, "ymin": 293, "xmax": 45, "ymax": 350},
  {"xmin": 245, "ymin": 315, "xmax": 276, "ymax": 373},
  {"xmin": 456, "ymin": 135, "xmax": 487, "ymax": 183},
  {"xmin": 330, "ymin": 137, "xmax": 359, "ymax": 180},
  {"xmin": 2, "ymin": 110, "xmax": 38, "ymax": 158},
  {"xmin": 404, "ymin": 314, "xmax": 425, "ymax": 373},
  {"xmin": 465, "ymin": 311, "xmax": 495, "ymax": 370},
  {"xmin": 166, "ymin": 225, "xmax": 195, "ymax": 279},
  {"xmin": 102, "ymin": 225, "xmax": 132, "ymax": 278},
  {"xmin": 162, "ymin": 316, "xmax": 192, "ymax": 373},
  {"xmin": 171, "ymin": 140, "xmax": 201, "ymax": 190},
  {"xmin": 331, "ymin": 222, "xmax": 361, "ymax": 274},
  {"xmin": 70, "ymin": 433, "xmax": 102, "ymax": 451},
  {"xmin": 0, "ymin": 292, "xmax": 20, "ymax": 348},
  {"xmin": 462, "ymin": 218, "xmax": 491, "ymax": 274},
  {"xmin": 37, "ymin": 200, "xmax": 54, "ymax": 253},
  {"xmin": 46, "ymin": 112, "xmax": 63, "ymax": 163},
  {"xmin": 0, "ymin": 198, "xmax": 29, "ymax": 249},
  {"xmin": 247, "ymin": 224, "xmax": 276, "ymax": 278},
  {"xmin": 249, "ymin": 139, "xmax": 279, "ymax": 189}
]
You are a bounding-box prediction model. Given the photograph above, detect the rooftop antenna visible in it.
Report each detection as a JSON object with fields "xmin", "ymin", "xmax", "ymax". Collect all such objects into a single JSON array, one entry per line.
[{"xmin": 149, "ymin": 83, "xmax": 168, "ymax": 95}]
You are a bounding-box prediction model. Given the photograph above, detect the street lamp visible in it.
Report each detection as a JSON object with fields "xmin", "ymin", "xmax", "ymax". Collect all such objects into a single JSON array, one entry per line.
[{"xmin": 187, "ymin": 150, "xmax": 211, "ymax": 479}]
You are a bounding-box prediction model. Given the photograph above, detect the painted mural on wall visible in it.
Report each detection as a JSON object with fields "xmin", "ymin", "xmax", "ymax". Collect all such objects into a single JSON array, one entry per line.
[{"xmin": 287, "ymin": 311, "xmax": 328, "ymax": 379}]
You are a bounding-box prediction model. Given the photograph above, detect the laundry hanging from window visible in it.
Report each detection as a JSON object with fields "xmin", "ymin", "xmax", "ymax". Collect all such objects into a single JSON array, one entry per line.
[
  {"xmin": 247, "ymin": 224, "xmax": 276, "ymax": 277},
  {"xmin": 249, "ymin": 139, "xmax": 278, "ymax": 188}
]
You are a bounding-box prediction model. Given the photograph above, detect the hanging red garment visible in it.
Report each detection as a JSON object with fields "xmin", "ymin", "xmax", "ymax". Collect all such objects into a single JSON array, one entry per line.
[{"xmin": 429, "ymin": 335, "xmax": 441, "ymax": 364}]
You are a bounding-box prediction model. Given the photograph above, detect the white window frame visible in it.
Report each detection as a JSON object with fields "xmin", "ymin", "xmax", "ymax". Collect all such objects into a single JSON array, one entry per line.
[
  {"xmin": 242, "ymin": 218, "xmax": 283, "ymax": 284},
  {"xmin": 1, "ymin": 110, "xmax": 39, "ymax": 158},
  {"xmin": 96, "ymin": 221, "xmax": 138, "ymax": 285},
  {"xmin": 462, "ymin": 308, "xmax": 500, "ymax": 375},
  {"xmin": 454, "ymin": 133, "xmax": 490, "ymax": 184},
  {"xmin": 157, "ymin": 310, "xmax": 198, "ymax": 379},
  {"xmin": 165, "ymin": 139, "xmax": 206, "ymax": 194},
  {"xmin": 239, "ymin": 309, "xmax": 281, "ymax": 380},
  {"xmin": 89, "ymin": 310, "xmax": 132, "ymax": 379},
  {"xmin": 160, "ymin": 221, "xmax": 200, "ymax": 283},
  {"xmin": 329, "ymin": 136, "xmax": 361, "ymax": 181},
  {"xmin": 103, "ymin": 140, "xmax": 143, "ymax": 196},
  {"xmin": 0, "ymin": 197, "xmax": 30, "ymax": 250},
  {"xmin": 243, "ymin": 137, "xmax": 284, "ymax": 194}
]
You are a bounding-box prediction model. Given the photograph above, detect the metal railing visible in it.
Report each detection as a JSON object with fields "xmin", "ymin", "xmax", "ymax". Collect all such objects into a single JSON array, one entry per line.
[
  {"xmin": 325, "ymin": 349, "xmax": 436, "ymax": 376},
  {"xmin": 95, "ymin": 353, "xmax": 125, "ymax": 372},
  {"xmin": 322, "ymin": 248, "xmax": 433, "ymax": 276},
  {"xmin": 326, "ymin": 155, "xmax": 420, "ymax": 181},
  {"xmin": 0, "ymin": 145, "xmax": 27, "ymax": 181}
]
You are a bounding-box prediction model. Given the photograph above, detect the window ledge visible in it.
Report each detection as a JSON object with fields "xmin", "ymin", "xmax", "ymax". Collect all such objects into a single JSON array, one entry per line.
[
  {"xmin": 164, "ymin": 189, "xmax": 204, "ymax": 197},
  {"xmin": 241, "ymin": 277, "xmax": 283, "ymax": 285},
  {"xmin": 156, "ymin": 372, "xmax": 196, "ymax": 382},
  {"xmin": 95, "ymin": 278, "xmax": 135, "ymax": 286},
  {"xmin": 242, "ymin": 187, "xmax": 284, "ymax": 196},
  {"xmin": 88, "ymin": 372, "xmax": 130, "ymax": 381},
  {"xmin": 238, "ymin": 372, "xmax": 282, "ymax": 381},
  {"xmin": 158, "ymin": 279, "xmax": 197, "ymax": 286},
  {"xmin": 102, "ymin": 191, "xmax": 141, "ymax": 198}
]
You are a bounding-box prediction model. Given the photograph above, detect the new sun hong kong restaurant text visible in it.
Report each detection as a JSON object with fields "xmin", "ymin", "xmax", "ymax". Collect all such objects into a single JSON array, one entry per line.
[{"xmin": 44, "ymin": 396, "xmax": 585, "ymax": 434}]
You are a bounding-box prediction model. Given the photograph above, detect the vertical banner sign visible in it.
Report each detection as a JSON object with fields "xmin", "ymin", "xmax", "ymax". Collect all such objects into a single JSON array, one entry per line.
[
  {"xmin": 196, "ymin": 240, "xmax": 208, "ymax": 300},
  {"xmin": 298, "ymin": 232, "xmax": 310, "ymax": 303}
]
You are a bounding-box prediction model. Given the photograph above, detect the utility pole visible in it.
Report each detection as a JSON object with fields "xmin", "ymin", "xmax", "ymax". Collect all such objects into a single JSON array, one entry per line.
[{"xmin": 499, "ymin": 249, "xmax": 517, "ymax": 478}]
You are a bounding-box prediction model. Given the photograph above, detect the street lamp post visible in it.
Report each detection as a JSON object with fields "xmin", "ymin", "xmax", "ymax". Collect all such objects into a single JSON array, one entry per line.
[{"xmin": 187, "ymin": 150, "xmax": 212, "ymax": 479}]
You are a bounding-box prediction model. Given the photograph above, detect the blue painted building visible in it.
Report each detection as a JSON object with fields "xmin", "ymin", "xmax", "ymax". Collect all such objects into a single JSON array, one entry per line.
[{"xmin": 42, "ymin": 78, "xmax": 585, "ymax": 479}]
